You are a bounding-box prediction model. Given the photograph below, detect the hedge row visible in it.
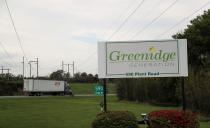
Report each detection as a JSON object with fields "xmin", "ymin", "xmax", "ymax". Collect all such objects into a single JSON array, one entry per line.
[
  {"xmin": 115, "ymin": 78, "xmax": 180, "ymax": 105},
  {"xmin": 0, "ymin": 80, "xmax": 23, "ymax": 96},
  {"xmin": 115, "ymin": 67, "xmax": 210, "ymax": 115}
]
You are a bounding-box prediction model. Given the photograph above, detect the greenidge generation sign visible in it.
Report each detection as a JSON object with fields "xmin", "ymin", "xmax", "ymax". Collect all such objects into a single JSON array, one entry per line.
[{"xmin": 98, "ymin": 39, "xmax": 188, "ymax": 78}]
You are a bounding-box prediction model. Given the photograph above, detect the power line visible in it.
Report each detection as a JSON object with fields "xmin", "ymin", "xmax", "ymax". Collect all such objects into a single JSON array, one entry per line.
[
  {"xmin": 120, "ymin": 0, "xmax": 162, "ymax": 39},
  {"xmin": 107, "ymin": 0, "xmax": 146, "ymax": 41},
  {"xmin": 82, "ymin": 0, "xmax": 146, "ymax": 73},
  {"xmin": 75, "ymin": 0, "xmax": 146, "ymax": 71},
  {"xmin": 77, "ymin": 58, "xmax": 97, "ymax": 72},
  {"xmin": 0, "ymin": 40, "xmax": 19, "ymax": 66},
  {"xmin": 82, "ymin": 0, "xmax": 154, "ymax": 71},
  {"xmin": 62, "ymin": 61, "xmax": 74, "ymax": 77},
  {"xmin": 29, "ymin": 58, "xmax": 38, "ymax": 78},
  {"xmin": 0, "ymin": 52, "xmax": 11, "ymax": 67},
  {"xmin": 76, "ymin": 51, "xmax": 97, "ymax": 67},
  {"xmin": 83, "ymin": 1, "xmax": 141, "ymax": 70},
  {"xmin": 4, "ymin": 0, "xmax": 28, "ymax": 62},
  {"xmin": 1, "ymin": 67, "xmax": 11, "ymax": 74},
  {"xmin": 130, "ymin": 0, "xmax": 179, "ymax": 40},
  {"xmin": 101, "ymin": 0, "xmax": 139, "ymax": 38},
  {"xmin": 155, "ymin": 2, "xmax": 210, "ymax": 39},
  {"xmin": 76, "ymin": 55, "xmax": 97, "ymax": 73}
]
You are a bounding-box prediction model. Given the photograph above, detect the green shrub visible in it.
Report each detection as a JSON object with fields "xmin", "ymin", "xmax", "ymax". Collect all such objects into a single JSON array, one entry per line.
[
  {"xmin": 0, "ymin": 80, "xmax": 23, "ymax": 96},
  {"xmin": 185, "ymin": 67, "xmax": 210, "ymax": 114},
  {"xmin": 115, "ymin": 78, "xmax": 180, "ymax": 105},
  {"xmin": 149, "ymin": 110, "xmax": 200, "ymax": 128},
  {"xmin": 92, "ymin": 111, "xmax": 139, "ymax": 128}
]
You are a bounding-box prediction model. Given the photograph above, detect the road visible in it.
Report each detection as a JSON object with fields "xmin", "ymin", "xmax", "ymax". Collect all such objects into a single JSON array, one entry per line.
[{"xmin": 0, "ymin": 94, "xmax": 116, "ymax": 99}]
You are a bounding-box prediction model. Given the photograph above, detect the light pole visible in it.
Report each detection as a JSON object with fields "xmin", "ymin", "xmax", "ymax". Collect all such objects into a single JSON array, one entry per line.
[
  {"xmin": 21, "ymin": 57, "xmax": 24, "ymax": 78},
  {"xmin": 62, "ymin": 61, "xmax": 75, "ymax": 78},
  {"xmin": 28, "ymin": 62, "xmax": 31, "ymax": 77},
  {"xmin": 29, "ymin": 58, "xmax": 38, "ymax": 78},
  {"xmin": 37, "ymin": 58, "xmax": 38, "ymax": 78}
]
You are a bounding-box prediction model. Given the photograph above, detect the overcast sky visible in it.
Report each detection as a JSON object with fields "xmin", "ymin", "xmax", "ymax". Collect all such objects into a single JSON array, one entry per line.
[{"xmin": 0, "ymin": 0, "xmax": 209, "ymax": 77}]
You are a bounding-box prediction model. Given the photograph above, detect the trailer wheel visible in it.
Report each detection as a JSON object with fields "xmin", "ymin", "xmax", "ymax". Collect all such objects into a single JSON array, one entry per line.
[{"xmin": 71, "ymin": 93, "xmax": 74, "ymax": 97}]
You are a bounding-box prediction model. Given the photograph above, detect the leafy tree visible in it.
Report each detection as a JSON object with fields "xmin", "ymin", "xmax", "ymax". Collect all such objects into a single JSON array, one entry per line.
[
  {"xmin": 73, "ymin": 72, "xmax": 81, "ymax": 82},
  {"xmin": 173, "ymin": 10, "xmax": 210, "ymax": 69},
  {"xmin": 173, "ymin": 10, "xmax": 210, "ymax": 114},
  {"xmin": 87, "ymin": 73, "xmax": 94, "ymax": 82},
  {"xmin": 49, "ymin": 70, "xmax": 64, "ymax": 80},
  {"xmin": 81, "ymin": 72, "xmax": 87, "ymax": 82},
  {"xmin": 64, "ymin": 72, "xmax": 71, "ymax": 79},
  {"xmin": 81, "ymin": 72, "xmax": 87, "ymax": 78},
  {"xmin": 115, "ymin": 10, "xmax": 210, "ymax": 110},
  {"xmin": 94, "ymin": 74, "xmax": 99, "ymax": 82}
]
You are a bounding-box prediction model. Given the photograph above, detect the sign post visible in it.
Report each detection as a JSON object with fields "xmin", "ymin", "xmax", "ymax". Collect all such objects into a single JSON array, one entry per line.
[
  {"xmin": 98, "ymin": 39, "xmax": 188, "ymax": 112},
  {"xmin": 94, "ymin": 85, "xmax": 104, "ymax": 95},
  {"xmin": 103, "ymin": 79, "xmax": 107, "ymax": 112},
  {"xmin": 181, "ymin": 77, "xmax": 186, "ymax": 111},
  {"xmin": 94, "ymin": 84, "xmax": 106, "ymax": 111}
]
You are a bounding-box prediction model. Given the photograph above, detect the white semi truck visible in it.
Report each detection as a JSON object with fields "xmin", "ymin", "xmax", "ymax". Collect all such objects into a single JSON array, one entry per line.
[{"xmin": 23, "ymin": 79, "xmax": 73, "ymax": 96}]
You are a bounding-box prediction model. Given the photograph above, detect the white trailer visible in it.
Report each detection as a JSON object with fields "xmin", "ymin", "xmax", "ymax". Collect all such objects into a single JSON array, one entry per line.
[{"xmin": 23, "ymin": 79, "xmax": 72, "ymax": 96}]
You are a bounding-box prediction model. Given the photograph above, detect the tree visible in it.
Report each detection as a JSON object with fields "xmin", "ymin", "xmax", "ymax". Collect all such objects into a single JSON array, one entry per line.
[
  {"xmin": 173, "ymin": 10, "xmax": 210, "ymax": 69},
  {"xmin": 73, "ymin": 72, "xmax": 81, "ymax": 82},
  {"xmin": 81, "ymin": 72, "xmax": 87, "ymax": 78},
  {"xmin": 87, "ymin": 73, "xmax": 94, "ymax": 82},
  {"xmin": 115, "ymin": 10, "xmax": 210, "ymax": 110},
  {"xmin": 64, "ymin": 72, "xmax": 71, "ymax": 79},
  {"xmin": 49, "ymin": 70, "xmax": 64, "ymax": 80},
  {"xmin": 81, "ymin": 72, "xmax": 87, "ymax": 82},
  {"xmin": 94, "ymin": 74, "xmax": 99, "ymax": 82},
  {"xmin": 173, "ymin": 10, "xmax": 210, "ymax": 114}
]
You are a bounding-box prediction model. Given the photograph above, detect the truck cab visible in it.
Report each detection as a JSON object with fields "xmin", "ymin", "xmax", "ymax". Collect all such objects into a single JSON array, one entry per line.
[{"xmin": 64, "ymin": 82, "xmax": 73, "ymax": 96}]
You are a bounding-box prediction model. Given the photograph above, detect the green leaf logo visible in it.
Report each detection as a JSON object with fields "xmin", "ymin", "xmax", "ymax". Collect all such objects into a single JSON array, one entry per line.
[{"xmin": 150, "ymin": 46, "xmax": 156, "ymax": 53}]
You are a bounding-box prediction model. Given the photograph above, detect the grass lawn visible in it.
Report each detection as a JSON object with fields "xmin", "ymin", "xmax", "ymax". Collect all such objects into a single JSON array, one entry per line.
[
  {"xmin": 70, "ymin": 83, "xmax": 116, "ymax": 94},
  {"xmin": 0, "ymin": 96, "xmax": 209, "ymax": 128}
]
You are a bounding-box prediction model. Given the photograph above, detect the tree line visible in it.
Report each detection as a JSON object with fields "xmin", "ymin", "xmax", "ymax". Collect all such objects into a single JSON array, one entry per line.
[
  {"xmin": 116, "ymin": 10, "xmax": 210, "ymax": 115},
  {"xmin": 0, "ymin": 70, "xmax": 99, "ymax": 96},
  {"xmin": 48, "ymin": 70, "xmax": 99, "ymax": 83}
]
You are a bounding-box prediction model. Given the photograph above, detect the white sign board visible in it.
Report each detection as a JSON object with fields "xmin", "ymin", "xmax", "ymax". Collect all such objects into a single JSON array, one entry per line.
[{"xmin": 98, "ymin": 39, "xmax": 188, "ymax": 78}]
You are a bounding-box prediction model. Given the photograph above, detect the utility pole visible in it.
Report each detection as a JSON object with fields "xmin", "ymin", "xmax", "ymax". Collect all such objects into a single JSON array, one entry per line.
[
  {"xmin": 73, "ymin": 61, "xmax": 74, "ymax": 78},
  {"xmin": 7, "ymin": 69, "xmax": 10, "ymax": 74},
  {"xmin": 28, "ymin": 62, "xmax": 31, "ymax": 77},
  {"xmin": 5, "ymin": 68, "xmax": 10, "ymax": 75},
  {"xmin": 1, "ymin": 67, "xmax": 10, "ymax": 74},
  {"xmin": 63, "ymin": 61, "xmax": 74, "ymax": 78},
  {"xmin": 21, "ymin": 57, "xmax": 24, "ymax": 78},
  {"xmin": 1, "ymin": 67, "xmax": 11, "ymax": 79},
  {"xmin": 37, "ymin": 58, "xmax": 38, "ymax": 78},
  {"xmin": 5, "ymin": 68, "xmax": 10, "ymax": 80},
  {"xmin": 1, "ymin": 66, "xmax": 3, "ymax": 75},
  {"xmin": 62, "ymin": 61, "xmax": 64, "ymax": 71},
  {"xmin": 29, "ymin": 58, "xmax": 38, "ymax": 78},
  {"xmin": 67, "ymin": 64, "xmax": 70, "ymax": 74}
]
